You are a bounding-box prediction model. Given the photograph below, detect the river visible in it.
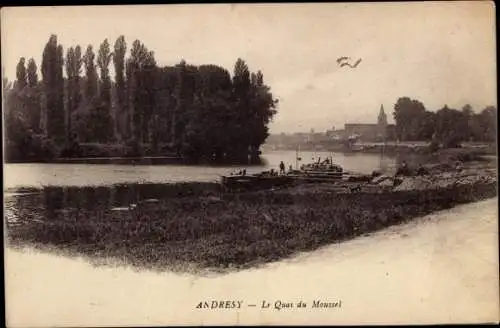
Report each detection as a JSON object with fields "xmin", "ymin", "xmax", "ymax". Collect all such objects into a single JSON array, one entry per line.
[
  {"xmin": 3, "ymin": 150, "xmax": 401, "ymax": 189},
  {"xmin": 5, "ymin": 198, "xmax": 498, "ymax": 326}
]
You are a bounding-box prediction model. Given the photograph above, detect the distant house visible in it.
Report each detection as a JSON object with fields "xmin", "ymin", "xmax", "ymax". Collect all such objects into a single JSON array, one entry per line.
[
  {"xmin": 326, "ymin": 129, "xmax": 346, "ymax": 140},
  {"xmin": 343, "ymin": 105, "xmax": 395, "ymax": 142},
  {"xmin": 345, "ymin": 123, "xmax": 381, "ymax": 141},
  {"xmin": 266, "ymin": 105, "xmax": 396, "ymax": 148}
]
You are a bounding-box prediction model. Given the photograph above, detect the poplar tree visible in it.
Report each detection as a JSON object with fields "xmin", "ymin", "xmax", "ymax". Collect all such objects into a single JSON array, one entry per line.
[
  {"xmin": 113, "ymin": 35, "xmax": 127, "ymax": 139},
  {"xmin": 15, "ymin": 57, "xmax": 27, "ymax": 90},
  {"xmin": 41, "ymin": 35, "xmax": 65, "ymax": 143},
  {"xmin": 26, "ymin": 58, "xmax": 41, "ymax": 132}
]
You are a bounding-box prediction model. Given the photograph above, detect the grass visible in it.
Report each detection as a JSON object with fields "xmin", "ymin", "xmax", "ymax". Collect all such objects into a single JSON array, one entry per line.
[{"xmin": 5, "ymin": 179, "xmax": 497, "ymax": 273}]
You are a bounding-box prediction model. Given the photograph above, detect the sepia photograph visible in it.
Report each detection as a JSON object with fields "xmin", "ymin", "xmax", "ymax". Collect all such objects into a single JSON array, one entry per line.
[{"xmin": 2, "ymin": 2, "xmax": 499, "ymax": 326}]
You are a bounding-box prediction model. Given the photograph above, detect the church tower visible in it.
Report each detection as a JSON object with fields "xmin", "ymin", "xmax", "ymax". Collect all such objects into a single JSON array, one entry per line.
[{"xmin": 377, "ymin": 104, "xmax": 388, "ymax": 140}]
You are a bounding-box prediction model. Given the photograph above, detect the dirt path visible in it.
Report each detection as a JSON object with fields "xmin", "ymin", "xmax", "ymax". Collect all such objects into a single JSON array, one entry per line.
[{"xmin": 5, "ymin": 198, "xmax": 499, "ymax": 326}]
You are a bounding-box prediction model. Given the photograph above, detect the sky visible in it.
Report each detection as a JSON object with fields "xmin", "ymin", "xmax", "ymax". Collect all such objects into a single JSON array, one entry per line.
[{"xmin": 1, "ymin": 2, "xmax": 497, "ymax": 134}]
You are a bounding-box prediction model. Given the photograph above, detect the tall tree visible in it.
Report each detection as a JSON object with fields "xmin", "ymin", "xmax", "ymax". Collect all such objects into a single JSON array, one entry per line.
[
  {"xmin": 137, "ymin": 50, "xmax": 157, "ymax": 144},
  {"xmin": 154, "ymin": 66, "xmax": 177, "ymax": 146},
  {"xmin": 247, "ymin": 69, "xmax": 278, "ymax": 156},
  {"xmin": 171, "ymin": 59, "xmax": 186, "ymax": 148},
  {"xmin": 97, "ymin": 38, "xmax": 113, "ymax": 108},
  {"xmin": 475, "ymin": 106, "xmax": 497, "ymax": 142},
  {"xmin": 56, "ymin": 44, "xmax": 65, "ymax": 139},
  {"xmin": 83, "ymin": 45, "xmax": 98, "ymax": 104},
  {"xmin": 127, "ymin": 40, "xmax": 145, "ymax": 142},
  {"xmin": 173, "ymin": 60, "xmax": 198, "ymax": 152},
  {"xmin": 26, "ymin": 58, "xmax": 42, "ymax": 132},
  {"xmin": 12, "ymin": 58, "xmax": 28, "ymax": 126},
  {"xmin": 41, "ymin": 35, "xmax": 65, "ymax": 143},
  {"xmin": 113, "ymin": 35, "xmax": 127, "ymax": 140},
  {"xmin": 77, "ymin": 44, "xmax": 102, "ymax": 142},
  {"xmin": 434, "ymin": 105, "xmax": 468, "ymax": 147},
  {"xmin": 461, "ymin": 104, "xmax": 474, "ymax": 142},
  {"xmin": 125, "ymin": 57, "xmax": 136, "ymax": 140},
  {"xmin": 73, "ymin": 45, "xmax": 83, "ymax": 110},
  {"xmin": 27, "ymin": 58, "xmax": 38, "ymax": 88},
  {"xmin": 65, "ymin": 45, "xmax": 83, "ymax": 142},
  {"xmin": 4, "ymin": 76, "xmax": 30, "ymax": 161},
  {"xmin": 393, "ymin": 97, "xmax": 427, "ymax": 141},
  {"xmin": 15, "ymin": 57, "xmax": 27, "ymax": 90},
  {"xmin": 127, "ymin": 40, "xmax": 157, "ymax": 144},
  {"xmin": 66, "ymin": 47, "xmax": 76, "ymax": 140},
  {"xmin": 181, "ymin": 64, "xmax": 234, "ymax": 161},
  {"xmin": 96, "ymin": 38, "xmax": 114, "ymax": 142},
  {"xmin": 418, "ymin": 110, "xmax": 436, "ymax": 141},
  {"xmin": 231, "ymin": 58, "xmax": 252, "ymax": 158},
  {"xmin": 233, "ymin": 58, "xmax": 251, "ymax": 93}
]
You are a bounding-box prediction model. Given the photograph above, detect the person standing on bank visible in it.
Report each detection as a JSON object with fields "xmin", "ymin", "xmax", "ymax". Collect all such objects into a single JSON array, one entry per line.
[{"xmin": 279, "ymin": 161, "xmax": 285, "ymax": 175}]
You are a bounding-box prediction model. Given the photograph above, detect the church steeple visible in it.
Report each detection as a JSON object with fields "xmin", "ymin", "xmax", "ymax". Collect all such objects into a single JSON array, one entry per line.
[
  {"xmin": 377, "ymin": 104, "xmax": 388, "ymax": 141},
  {"xmin": 378, "ymin": 104, "xmax": 387, "ymax": 126}
]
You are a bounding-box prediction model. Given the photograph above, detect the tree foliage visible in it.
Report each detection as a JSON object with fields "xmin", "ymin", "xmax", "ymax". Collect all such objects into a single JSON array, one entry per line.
[
  {"xmin": 393, "ymin": 97, "xmax": 427, "ymax": 141},
  {"xmin": 83, "ymin": 45, "xmax": 98, "ymax": 104},
  {"xmin": 113, "ymin": 36, "xmax": 127, "ymax": 140},
  {"xmin": 434, "ymin": 105, "xmax": 468, "ymax": 148},
  {"xmin": 15, "ymin": 57, "xmax": 27, "ymax": 90},
  {"xmin": 393, "ymin": 97, "xmax": 497, "ymax": 148},
  {"xmin": 41, "ymin": 35, "xmax": 65, "ymax": 143},
  {"xmin": 5, "ymin": 34, "xmax": 279, "ymax": 163},
  {"xmin": 27, "ymin": 58, "xmax": 38, "ymax": 88}
]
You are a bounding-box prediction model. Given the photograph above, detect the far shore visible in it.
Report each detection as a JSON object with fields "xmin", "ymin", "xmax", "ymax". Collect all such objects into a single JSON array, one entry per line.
[
  {"xmin": 4, "ymin": 143, "xmax": 497, "ymax": 166},
  {"xmin": 264, "ymin": 141, "xmax": 496, "ymax": 154}
]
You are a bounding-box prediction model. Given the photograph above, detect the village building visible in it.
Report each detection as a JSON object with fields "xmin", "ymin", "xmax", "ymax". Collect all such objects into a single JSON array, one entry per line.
[{"xmin": 326, "ymin": 105, "xmax": 396, "ymax": 142}]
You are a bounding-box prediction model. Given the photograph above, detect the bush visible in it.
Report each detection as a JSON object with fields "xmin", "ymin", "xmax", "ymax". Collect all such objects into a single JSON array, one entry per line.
[{"xmin": 5, "ymin": 132, "xmax": 59, "ymax": 162}]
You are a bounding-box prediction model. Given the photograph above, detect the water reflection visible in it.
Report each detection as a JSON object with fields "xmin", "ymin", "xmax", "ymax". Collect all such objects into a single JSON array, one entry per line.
[
  {"xmin": 5, "ymin": 182, "xmax": 219, "ymax": 224},
  {"xmin": 43, "ymin": 187, "xmax": 65, "ymax": 218}
]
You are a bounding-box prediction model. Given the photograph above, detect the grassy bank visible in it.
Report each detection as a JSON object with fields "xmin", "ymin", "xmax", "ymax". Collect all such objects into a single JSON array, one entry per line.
[{"xmin": 6, "ymin": 177, "xmax": 497, "ymax": 273}]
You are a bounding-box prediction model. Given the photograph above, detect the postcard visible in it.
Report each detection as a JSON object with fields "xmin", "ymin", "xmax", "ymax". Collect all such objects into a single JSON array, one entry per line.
[{"xmin": 2, "ymin": 2, "xmax": 498, "ymax": 326}]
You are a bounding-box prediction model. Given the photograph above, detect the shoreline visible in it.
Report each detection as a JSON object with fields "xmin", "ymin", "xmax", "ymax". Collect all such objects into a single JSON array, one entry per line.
[
  {"xmin": 5, "ymin": 160, "xmax": 497, "ymax": 273},
  {"xmin": 4, "ymin": 145, "xmax": 496, "ymax": 165}
]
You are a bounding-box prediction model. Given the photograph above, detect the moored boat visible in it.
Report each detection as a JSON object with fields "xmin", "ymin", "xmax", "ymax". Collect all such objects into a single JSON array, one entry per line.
[
  {"xmin": 291, "ymin": 156, "xmax": 345, "ymax": 181},
  {"xmin": 220, "ymin": 170, "xmax": 294, "ymax": 192}
]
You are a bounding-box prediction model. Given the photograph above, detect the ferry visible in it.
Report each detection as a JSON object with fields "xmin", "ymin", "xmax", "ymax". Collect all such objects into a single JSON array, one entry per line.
[{"xmin": 220, "ymin": 169, "xmax": 294, "ymax": 192}]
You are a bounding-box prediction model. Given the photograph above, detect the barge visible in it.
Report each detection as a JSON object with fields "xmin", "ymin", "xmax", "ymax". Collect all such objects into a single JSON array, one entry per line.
[{"xmin": 220, "ymin": 173, "xmax": 294, "ymax": 192}]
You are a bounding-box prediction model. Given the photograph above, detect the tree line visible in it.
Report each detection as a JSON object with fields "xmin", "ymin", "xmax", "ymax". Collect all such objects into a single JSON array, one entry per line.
[
  {"xmin": 392, "ymin": 97, "xmax": 496, "ymax": 147},
  {"xmin": 3, "ymin": 35, "xmax": 278, "ymax": 163}
]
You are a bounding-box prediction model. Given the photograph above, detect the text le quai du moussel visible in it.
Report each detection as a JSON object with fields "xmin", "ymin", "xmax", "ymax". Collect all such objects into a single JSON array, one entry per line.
[{"xmin": 196, "ymin": 299, "xmax": 342, "ymax": 310}]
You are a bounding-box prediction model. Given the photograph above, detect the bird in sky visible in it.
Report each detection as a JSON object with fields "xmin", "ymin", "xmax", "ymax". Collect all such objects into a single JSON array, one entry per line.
[
  {"xmin": 336, "ymin": 56, "xmax": 350, "ymax": 64},
  {"xmin": 339, "ymin": 58, "xmax": 362, "ymax": 68}
]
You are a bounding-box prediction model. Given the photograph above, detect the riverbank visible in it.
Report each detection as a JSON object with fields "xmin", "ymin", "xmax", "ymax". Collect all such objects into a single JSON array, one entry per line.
[
  {"xmin": 266, "ymin": 142, "xmax": 496, "ymax": 158},
  {"xmin": 5, "ymin": 141, "xmax": 264, "ymax": 165},
  {"xmin": 6, "ymin": 197, "xmax": 499, "ymax": 326},
  {"xmin": 5, "ymin": 144, "xmax": 495, "ymax": 169},
  {"xmin": 5, "ymin": 160, "xmax": 497, "ymax": 272}
]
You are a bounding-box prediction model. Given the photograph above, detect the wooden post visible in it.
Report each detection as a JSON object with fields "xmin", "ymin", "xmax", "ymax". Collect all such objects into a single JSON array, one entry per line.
[{"xmin": 295, "ymin": 146, "xmax": 298, "ymax": 170}]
